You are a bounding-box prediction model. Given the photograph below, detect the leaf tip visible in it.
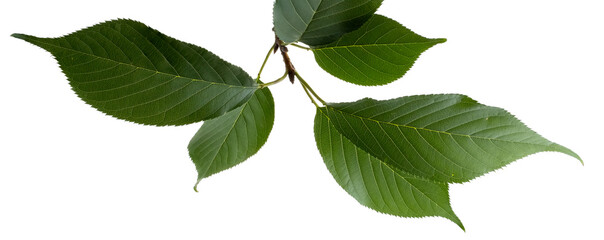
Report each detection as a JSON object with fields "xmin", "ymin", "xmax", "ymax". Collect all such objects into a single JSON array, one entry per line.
[
  {"xmin": 572, "ymin": 152, "xmax": 584, "ymax": 166},
  {"xmin": 570, "ymin": 150, "xmax": 584, "ymax": 166},
  {"xmin": 576, "ymin": 156, "xmax": 584, "ymax": 166},
  {"xmin": 11, "ymin": 33, "xmax": 27, "ymax": 39},
  {"xmin": 11, "ymin": 33, "xmax": 40, "ymax": 45},
  {"xmin": 550, "ymin": 143, "xmax": 583, "ymax": 166},
  {"xmin": 444, "ymin": 212, "xmax": 465, "ymax": 231},
  {"xmin": 435, "ymin": 38, "xmax": 447, "ymax": 44},
  {"xmin": 454, "ymin": 219, "xmax": 466, "ymax": 232},
  {"xmin": 193, "ymin": 179, "xmax": 201, "ymax": 193}
]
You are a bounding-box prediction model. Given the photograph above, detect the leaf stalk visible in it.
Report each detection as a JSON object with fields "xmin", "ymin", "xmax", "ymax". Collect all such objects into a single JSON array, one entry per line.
[
  {"xmin": 295, "ymin": 72, "xmax": 326, "ymax": 105},
  {"xmin": 259, "ymin": 72, "xmax": 288, "ymax": 89},
  {"xmin": 289, "ymin": 43, "xmax": 311, "ymax": 51},
  {"xmin": 256, "ymin": 44, "xmax": 275, "ymax": 81},
  {"xmin": 300, "ymin": 82, "xmax": 320, "ymax": 108}
]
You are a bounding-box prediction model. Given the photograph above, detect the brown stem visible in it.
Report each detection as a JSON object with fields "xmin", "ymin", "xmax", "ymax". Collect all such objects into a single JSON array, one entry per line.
[{"xmin": 274, "ymin": 34, "xmax": 296, "ymax": 83}]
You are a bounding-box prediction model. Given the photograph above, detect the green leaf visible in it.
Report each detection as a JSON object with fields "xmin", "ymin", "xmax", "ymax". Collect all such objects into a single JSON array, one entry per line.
[
  {"xmin": 312, "ymin": 15, "xmax": 446, "ymax": 86},
  {"xmin": 188, "ymin": 86, "xmax": 274, "ymax": 191},
  {"xmin": 315, "ymin": 108, "xmax": 464, "ymax": 229},
  {"xmin": 12, "ymin": 19, "xmax": 258, "ymax": 126},
  {"xmin": 273, "ymin": 0, "xmax": 383, "ymax": 46},
  {"xmin": 324, "ymin": 94, "xmax": 582, "ymax": 183}
]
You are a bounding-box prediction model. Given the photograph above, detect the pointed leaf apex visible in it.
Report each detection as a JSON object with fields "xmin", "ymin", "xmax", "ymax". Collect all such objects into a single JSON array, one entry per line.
[
  {"xmin": 570, "ymin": 152, "xmax": 584, "ymax": 166},
  {"xmin": 325, "ymin": 95, "xmax": 582, "ymax": 183},
  {"xmin": 193, "ymin": 180, "xmax": 201, "ymax": 193},
  {"xmin": 13, "ymin": 20, "xmax": 258, "ymax": 126},
  {"xmin": 551, "ymin": 143, "xmax": 583, "ymax": 165},
  {"xmin": 11, "ymin": 33, "xmax": 34, "ymax": 41},
  {"xmin": 312, "ymin": 15, "xmax": 448, "ymax": 86},
  {"xmin": 447, "ymin": 214, "xmax": 465, "ymax": 231}
]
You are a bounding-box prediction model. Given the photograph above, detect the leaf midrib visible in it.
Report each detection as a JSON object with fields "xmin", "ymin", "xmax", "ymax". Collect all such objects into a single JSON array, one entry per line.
[
  {"xmin": 201, "ymin": 104, "xmax": 248, "ymax": 178},
  {"xmin": 318, "ymin": 109, "xmax": 460, "ymax": 224},
  {"xmin": 378, "ymin": 158, "xmax": 459, "ymax": 222},
  {"xmin": 325, "ymin": 106, "xmax": 555, "ymax": 148},
  {"xmin": 24, "ymin": 36, "xmax": 258, "ymax": 89},
  {"xmin": 313, "ymin": 41, "xmax": 443, "ymax": 51},
  {"xmin": 297, "ymin": 0, "xmax": 323, "ymax": 42}
]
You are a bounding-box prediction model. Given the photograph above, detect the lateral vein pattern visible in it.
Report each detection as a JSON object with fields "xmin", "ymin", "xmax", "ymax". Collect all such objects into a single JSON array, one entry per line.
[{"xmin": 13, "ymin": 19, "xmax": 258, "ymax": 126}]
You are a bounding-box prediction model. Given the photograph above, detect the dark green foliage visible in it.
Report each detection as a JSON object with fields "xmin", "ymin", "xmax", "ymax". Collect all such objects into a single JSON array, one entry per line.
[
  {"xmin": 322, "ymin": 95, "xmax": 581, "ymax": 183},
  {"xmin": 273, "ymin": 0, "xmax": 383, "ymax": 46},
  {"xmin": 12, "ymin": 0, "xmax": 581, "ymax": 231},
  {"xmin": 313, "ymin": 15, "xmax": 446, "ymax": 86},
  {"xmin": 189, "ymin": 86, "xmax": 275, "ymax": 191},
  {"xmin": 13, "ymin": 20, "xmax": 257, "ymax": 126},
  {"xmin": 315, "ymin": 109, "xmax": 464, "ymax": 229}
]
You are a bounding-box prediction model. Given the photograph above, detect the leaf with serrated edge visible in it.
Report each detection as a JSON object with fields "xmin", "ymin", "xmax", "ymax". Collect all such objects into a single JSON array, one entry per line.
[
  {"xmin": 313, "ymin": 15, "xmax": 446, "ymax": 86},
  {"xmin": 315, "ymin": 108, "xmax": 464, "ymax": 230},
  {"xmin": 189, "ymin": 86, "xmax": 274, "ymax": 191},
  {"xmin": 12, "ymin": 19, "xmax": 257, "ymax": 126},
  {"xmin": 324, "ymin": 94, "xmax": 582, "ymax": 183},
  {"xmin": 273, "ymin": 0, "xmax": 383, "ymax": 46}
]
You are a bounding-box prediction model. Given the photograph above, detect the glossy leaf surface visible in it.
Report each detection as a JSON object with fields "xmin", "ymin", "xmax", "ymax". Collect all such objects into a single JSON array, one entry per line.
[
  {"xmin": 273, "ymin": 0, "xmax": 383, "ymax": 46},
  {"xmin": 324, "ymin": 94, "xmax": 581, "ymax": 183},
  {"xmin": 189, "ymin": 86, "xmax": 274, "ymax": 190},
  {"xmin": 12, "ymin": 19, "xmax": 257, "ymax": 126},
  {"xmin": 313, "ymin": 15, "xmax": 446, "ymax": 86},
  {"xmin": 315, "ymin": 109, "xmax": 464, "ymax": 229}
]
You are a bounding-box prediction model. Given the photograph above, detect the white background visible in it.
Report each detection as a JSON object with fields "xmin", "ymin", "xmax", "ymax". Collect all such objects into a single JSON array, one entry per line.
[{"xmin": 1, "ymin": 0, "xmax": 602, "ymax": 239}]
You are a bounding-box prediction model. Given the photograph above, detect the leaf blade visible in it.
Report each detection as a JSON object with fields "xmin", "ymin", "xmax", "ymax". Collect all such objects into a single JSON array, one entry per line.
[
  {"xmin": 273, "ymin": 0, "xmax": 383, "ymax": 46},
  {"xmin": 315, "ymin": 108, "xmax": 464, "ymax": 229},
  {"xmin": 12, "ymin": 19, "xmax": 258, "ymax": 126},
  {"xmin": 312, "ymin": 15, "xmax": 445, "ymax": 86},
  {"xmin": 188, "ymin": 86, "xmax": 275, "ymax": 190},
  {"xmin": 325, "ymin": 94, "xmax": 581, "ymax": 183}
]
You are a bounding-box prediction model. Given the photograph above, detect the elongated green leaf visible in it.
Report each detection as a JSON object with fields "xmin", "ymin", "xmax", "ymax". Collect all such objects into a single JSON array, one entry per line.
[
  {"xmin": 12, "ymin": 19, "xmax": 257, "ymax": 126},
  {"xmin": 315, "ymin": 109, "xmax": 464, "ymax": 229},
  {"xmin": 273, "ymin": 0, "xmax": 383, "ymax": 46},
  {"xmin": 324, "ymin": 94, "xmax": 582, "ymax": 183},
  {"xmin": 188, "ymin": 86, "xmax": 274, "ymax": 190},
  {"xmin": 313, "ymin": 15, "xmax": 445, "ymax": 86}
]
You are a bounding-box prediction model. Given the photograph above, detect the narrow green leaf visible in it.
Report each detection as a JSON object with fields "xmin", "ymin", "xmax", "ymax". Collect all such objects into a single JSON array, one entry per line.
[
  {"xmin": 313, "ymin": 15, "xmax": 446, "ymax": 86},
  {"xmin": 273, "ymin": 0, "xmax": 383, "ymax": 46},
  {"xmin": 12, "ymin": 19, "xmax": 257, "ymax": 126},
  {"xmin": 188, "ymin": 86, "xmax": 274, "ymax": 191},
  {"xmin": 315, "ymin": 108, "xmax": 464, "ymax": 230},
  {"xmin": 324, "ymin": 94, "xmax": 582, "ymax": 183}
]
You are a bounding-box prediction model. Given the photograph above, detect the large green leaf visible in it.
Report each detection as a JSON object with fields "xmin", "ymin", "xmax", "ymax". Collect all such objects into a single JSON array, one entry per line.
[
  {"xmin": 315, "ymin": 109, "xmax": 464, "ymax": 229},
  {"xmin": 188, "ymin": 86, "xmax": 274, "ymax": 191},
  {"xmin": 323, "ymin": 94, "xmax": 582, "ymax": 183},
  {"xmin": 12, "ymin": 19, "xmax": 258, "ymax": 126},
  {"xmin": 273, "ymin": 0, "xmax": 383, "ymax": 46},
  {"xmin": 313, "ymin": 15, "xmax": 446, "ymax": 86}
]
